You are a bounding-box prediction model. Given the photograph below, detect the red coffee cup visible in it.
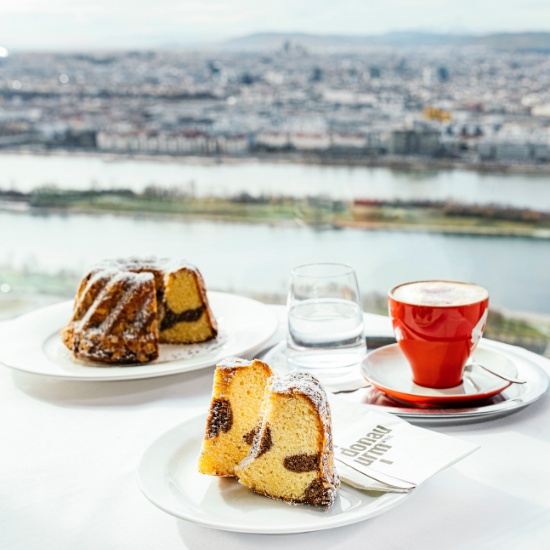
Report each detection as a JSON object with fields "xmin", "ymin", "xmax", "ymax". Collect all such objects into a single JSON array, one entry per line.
[{"xmin": 388, "ymin": 280, "xmax": 489, "ymax": 389}]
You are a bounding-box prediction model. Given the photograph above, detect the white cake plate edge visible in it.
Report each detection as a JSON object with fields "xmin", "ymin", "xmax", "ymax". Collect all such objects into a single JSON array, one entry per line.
[{"xmin": 0, "ymin": 291, "xmax": 278, "ymax": 381}]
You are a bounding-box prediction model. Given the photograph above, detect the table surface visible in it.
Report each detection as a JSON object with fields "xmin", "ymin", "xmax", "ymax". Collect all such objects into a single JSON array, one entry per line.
[{"xmin": 1, "ymin": 305, "xmax": 550, "ymax": 550}]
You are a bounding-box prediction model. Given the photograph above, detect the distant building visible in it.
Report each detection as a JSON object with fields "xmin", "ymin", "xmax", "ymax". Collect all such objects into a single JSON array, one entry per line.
[
  {"xmin": 64, "ymin": 129, "xmax": 96, "ymax": 148},
  {"xmin": 424, "ymin": 107, "xmax": 451, "ymax": 122},
  {"xmin": 437, "ymin": 67, "xmax": 449, "ymax": 82},
  {"xmin": 208, "ymin": 61, "xmax": 221, "ymax": 74},
  {"xmin": 495, "ymin": 142, "xmax": 531, "ymax": 162},
  {"xmin": 478, "ymin": 139, "xmax": 549, "ymax": 162},
  {"xmin": 239, "ymin": 73, "xmax": 255, "ymax": 85},
  {"xmin": 330, "ymin": 134, "xmax": 367, "ymax": 149},
  {"xmin": 389, "ymin": 129, "xmax": 440, "ymax": 156},
  {"xmin": 254, "ymin": 132, "xmax": 290, "ymax": 150},
  {"xmin": 532, "ymin": 104, "xmax": 550, "ymax": 118},
  {"xmin": 423, "ymin": 67, "xmax": 432, "ymax": 86},
  {"xmin": 369, "ymin": 67, "xmax": 381, "ymax": 79},
  {"xmin": 533, "ymin": 143, "xmax": 550, "ymax": 161},
  {"xmin": 0, "ymin": 121, "xmax": 36, "ymax": 147},
  {"xmin": 255, "ymin": 132, "xmax": 377, "ymax": 153},
  {"xmin": 97, "ymin": 131, "xmax": 248, "ymax": 156},
  {"xmin": 290, "ymin": 133, "xmax": 331, "ymax": 151},
  {"xmin": 311, "ymin": 67, "xmax": 323, "ymax": 82}
]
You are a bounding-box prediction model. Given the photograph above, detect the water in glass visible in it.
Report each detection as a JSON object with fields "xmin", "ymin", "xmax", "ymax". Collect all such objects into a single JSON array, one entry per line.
[{"xmin": 286, "ymin": 263, "xmax": 366, "ymax": 380}]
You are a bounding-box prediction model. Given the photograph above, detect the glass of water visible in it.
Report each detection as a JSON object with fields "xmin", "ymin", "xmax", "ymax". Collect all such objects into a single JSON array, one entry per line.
[{"xmin": 286, "ymin": 263, "xmax": 366, "ymax": 380}]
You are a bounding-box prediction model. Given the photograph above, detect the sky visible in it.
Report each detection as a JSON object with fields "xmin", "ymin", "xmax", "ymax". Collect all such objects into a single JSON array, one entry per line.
[{"xmin": 1, "ymin": 0, "xmax": 550, "ymax": 51}]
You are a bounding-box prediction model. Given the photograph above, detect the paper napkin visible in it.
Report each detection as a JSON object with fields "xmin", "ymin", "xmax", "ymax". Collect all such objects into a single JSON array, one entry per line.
[{"xmin": 329, "ymin": 395, "xmax": 480, "ymax": 493}]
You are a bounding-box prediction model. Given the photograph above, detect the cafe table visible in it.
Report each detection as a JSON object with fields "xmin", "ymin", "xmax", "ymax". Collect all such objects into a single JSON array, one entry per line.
[{"xmin": 1, "ymin": 305, "xmax": 549, "ymax": 549}]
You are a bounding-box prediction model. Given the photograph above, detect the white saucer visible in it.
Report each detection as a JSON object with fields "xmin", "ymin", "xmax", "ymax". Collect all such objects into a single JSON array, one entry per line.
[
  {"xmin": 136, "ymin": 414, "xmax": 414, "ymax": 534},
  {"xmin": 0, "ymin": 292, "xmax": 278, "ymax": 381},
  {"xmin": 361, "ymin": 343, "xmax": 516, "ymax": 406}
]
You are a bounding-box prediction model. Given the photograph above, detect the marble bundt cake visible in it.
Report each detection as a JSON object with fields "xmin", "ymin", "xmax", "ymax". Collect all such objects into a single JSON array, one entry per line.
[
  {"xmin": 61, "ymin": 257, "xmax": 217, "ymax": 363},
  {"xmin": 235, "ymin": 371, "xmax": 339, "ymax": 509},
  {"xmin": 198, "ymin": 357, "xmax": 273, "ymax": 477}
]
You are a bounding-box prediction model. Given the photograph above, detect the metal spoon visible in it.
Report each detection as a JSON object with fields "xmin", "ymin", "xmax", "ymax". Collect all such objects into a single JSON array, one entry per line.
[
  {"xmin": 331, "ymin": 384, "xmax": 371, "ymax": 394},
  {"xmin": 467, "ymin": 360, "xmax": 526, "ymax": 384},
  {"xmin": 462, "ymin": 366, "xmax": 482, "ymax": 392},
  {"xmin": 329, "ymin": 382, "xmax": 371, "ymax": 394}
]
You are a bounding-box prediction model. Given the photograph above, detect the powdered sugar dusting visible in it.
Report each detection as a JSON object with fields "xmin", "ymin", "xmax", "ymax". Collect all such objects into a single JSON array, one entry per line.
[
  {"xmin": 156, "ymin": 328, "xmax": 227, "ymax": 362},
  {"xmin": 90, "ymin": 256, "xmax": 200, "ymax": 276},
  {"xmin": 66, "ymin": 269, "xmax": 159, "ymax": 362},
  {"xmin": 217, "ymin": 356, "xmax": 255, "ymax": 369},
  {"xmin": 82, "ymin": 271, "xmax": 153, "ymax": 336}
]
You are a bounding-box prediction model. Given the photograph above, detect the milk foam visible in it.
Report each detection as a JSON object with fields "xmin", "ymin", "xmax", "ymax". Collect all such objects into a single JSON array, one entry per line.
[{"xmin": 393, "ymin": 281, "xmax": 488, "ymax": 307}]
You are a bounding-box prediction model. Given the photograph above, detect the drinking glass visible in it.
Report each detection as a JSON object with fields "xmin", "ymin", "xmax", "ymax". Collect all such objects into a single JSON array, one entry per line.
[{"xmin": 286, "ymin": 263, "xmax": 366, "ymax": 380}]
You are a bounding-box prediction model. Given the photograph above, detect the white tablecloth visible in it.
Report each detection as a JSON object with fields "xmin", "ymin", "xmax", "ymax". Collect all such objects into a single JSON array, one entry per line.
[{"xmin": 1, "ymin": 306, "xmax": 550, "ymax": 549}]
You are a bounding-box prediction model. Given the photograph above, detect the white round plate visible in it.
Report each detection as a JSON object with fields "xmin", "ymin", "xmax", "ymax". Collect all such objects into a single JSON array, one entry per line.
[
  {"xmin": 361, "ymin": 343, "xmax": 515, "ymax": 406},
  {"xmin": 0, "ymin": 292, "xmax": 278, "ymax": 381},
  {"xmin": 136, "ymin": 414, "xmax": 414, "ymax": 534}
]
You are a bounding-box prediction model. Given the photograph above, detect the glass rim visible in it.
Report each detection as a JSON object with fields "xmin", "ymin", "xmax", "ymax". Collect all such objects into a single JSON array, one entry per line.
[{"xmin": 290, "ymin": 262, "xmax": 355, "ymax": 278}]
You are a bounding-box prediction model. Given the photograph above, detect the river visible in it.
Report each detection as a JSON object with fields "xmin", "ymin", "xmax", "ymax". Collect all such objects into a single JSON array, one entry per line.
[
  {"xmin": 1, "ymin": 152, "xmax": 550, "ymax": 209},
  {"xmin": 3, "ymin": 210, "xmax": 550, "ymax": 314}
]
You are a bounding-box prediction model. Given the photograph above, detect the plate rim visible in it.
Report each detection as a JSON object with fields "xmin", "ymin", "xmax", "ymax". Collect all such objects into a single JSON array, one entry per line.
[
  {"xmin": 361, "ymin": 343, "xmax": 512, "ymax": 405},
  {"xmin": 136, "ymin": 413, "xmax": 415, "ymax": 534},
  {"xmin": 0, "ymin": 291, "xmax": 278, "ymax": 381}
]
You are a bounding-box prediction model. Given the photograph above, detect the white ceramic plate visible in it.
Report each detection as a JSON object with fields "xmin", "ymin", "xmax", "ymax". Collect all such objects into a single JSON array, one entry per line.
[
  {"xmin": 136, "ymin": 414, "xmax": 414, "ymax": 534},
  {"xmin": 0, "ymin": 292, "xmax": 278, "ymax": 381}
]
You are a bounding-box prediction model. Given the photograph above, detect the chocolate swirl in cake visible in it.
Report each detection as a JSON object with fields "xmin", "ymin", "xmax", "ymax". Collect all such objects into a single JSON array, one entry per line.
[
  {"xmin": 304, "ymin": 478, "xmax": 332, "ymax": 507},
  {"xmin": 159, "ymin": 305, "xmax": 205, "ymax": 331},
  {"xmin": 283, "ymin": 453, "xmax": 320, "ymax": 473},
  {"xmin": 243, "ymin": 426, "xmax": 260, "ymax": 446},
  {"xmin": 255, "ymin": 424, "xmax": 272, "ymax": 457},
  {"xmin": 207, "ymin": 398, "xmax": 233, "ymax": 438}
]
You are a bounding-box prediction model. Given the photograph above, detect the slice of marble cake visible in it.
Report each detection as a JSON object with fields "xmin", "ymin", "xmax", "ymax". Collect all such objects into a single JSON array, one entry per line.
[
  {"xmin": 198, "ymin": 357, "xmax": 273, "ymax": 477},
  {"xmin": 235, "ymin": 371, "xmax": 340, "ymax": 509}
]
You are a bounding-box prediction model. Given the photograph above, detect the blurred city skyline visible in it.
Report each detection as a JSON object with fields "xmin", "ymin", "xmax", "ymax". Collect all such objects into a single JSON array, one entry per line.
[{"xmin": 2, "ymin": 0, "xmax": 550, "ymax": 51}]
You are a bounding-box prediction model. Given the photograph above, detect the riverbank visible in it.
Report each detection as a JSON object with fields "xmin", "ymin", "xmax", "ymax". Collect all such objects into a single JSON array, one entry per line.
[
  {"xmin": 3, "ymin": 147, "xmax": 550, "ymax": 176},
  {"xmin": 4, "ymin": 187, "xmax": 550, "ymax": 239},
  {"xmin": 3, "ymin": 151, "xmax": 550, "ymax": 214}
]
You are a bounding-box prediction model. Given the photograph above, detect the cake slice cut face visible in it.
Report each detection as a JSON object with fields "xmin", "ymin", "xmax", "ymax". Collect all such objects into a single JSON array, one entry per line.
[
  {"xmin": 157, "ymin": 265, "xmax": 216, "ymax": 345},
  {"xmin": 198, "ymin": 357, "xmax": 273, "ymax": 477},
  {"xmin": 234, "ymin": 371, "xmax": 340, "ymax": 509}
]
